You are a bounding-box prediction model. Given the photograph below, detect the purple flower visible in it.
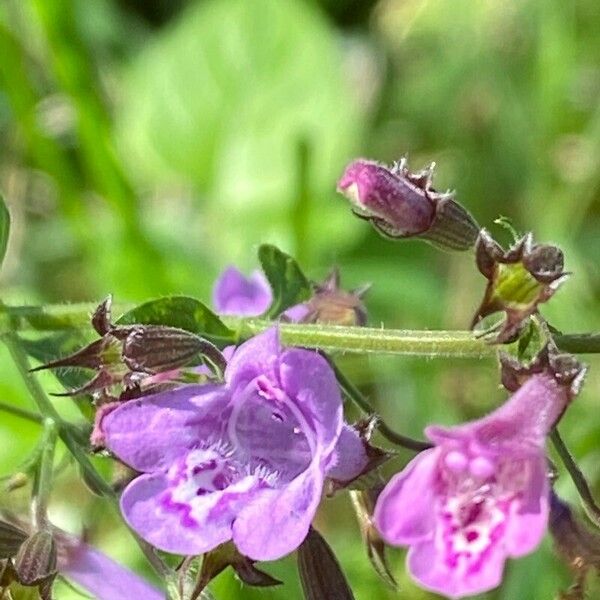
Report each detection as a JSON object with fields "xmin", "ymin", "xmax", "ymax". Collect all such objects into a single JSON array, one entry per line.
[
  {"xmin": 212, "ymin": 266, "xmax": 272, "ymax": 316},
  {"xmin": 58, "ymin": 534, "xmax": 164, "ymax": 600},
  {"xmin": 103, "ymin": 328, "xmax": 367, "ymax": 561},
  {"xmin": 373, "ymin": 374, "xmax": 569, "ymax": 599},
  {"xmin": 338, "ymin": 159, "xmax": 436, "ymax": 237},
  {"xmin": 337, "ymin": 158, "xmax": 479, "ymax": 251}
]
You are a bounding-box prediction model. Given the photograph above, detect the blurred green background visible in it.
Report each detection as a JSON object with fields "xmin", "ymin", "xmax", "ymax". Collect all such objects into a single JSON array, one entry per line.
[{"xmin": 1, "ymin": 0, "xmax": 600, "ymax": 598}]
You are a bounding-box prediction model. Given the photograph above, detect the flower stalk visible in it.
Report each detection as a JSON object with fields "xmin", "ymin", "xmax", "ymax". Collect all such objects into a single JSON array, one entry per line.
[
  {"xmin": 31, "ymin": 419, "xmax": 58, "ymax": 530},
  {"xmin": 550, "ymin": 428, "xmax": 600, "ymax": 529},
  {"xmin": 2, "ymin": 303, "xmax": 600, "ymax": 356}
]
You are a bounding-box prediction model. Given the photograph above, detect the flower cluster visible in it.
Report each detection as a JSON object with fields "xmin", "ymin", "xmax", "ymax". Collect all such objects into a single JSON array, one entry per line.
[{"xmin": 9, "ymin": 152, "xmax": 594, "ymax": 600}]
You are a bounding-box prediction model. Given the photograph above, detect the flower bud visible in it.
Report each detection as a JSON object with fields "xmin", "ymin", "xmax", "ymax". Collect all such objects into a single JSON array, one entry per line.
[
  {"xmin": 472, "ymin": 231, "xmax": 569, "ymax": 343},
  {"xmin": 33, "ymin": 296, "xmax": 226, "ymax": 398},
  {"xmin": 13, "ymin": 531, "xmax": 57, "ymax": 586},
  {"xmin": 337, "ymin": 158, "xmax": 480, "ymax": 251},
  {"xmin": 296, "ymin": 268, "xmax": 369, "ymax": 326}
]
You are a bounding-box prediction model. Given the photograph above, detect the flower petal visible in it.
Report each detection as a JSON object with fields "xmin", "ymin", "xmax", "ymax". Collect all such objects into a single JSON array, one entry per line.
[
  {"xmin": 373, "ymin": 449, "xmax": 439, "ymax": 545},
  {"xmin": 325, "ymin": 424, "xmax": 369, "ymax": 483},
  {"xmin": 426, "ymin": 374, "xmax": 567, "ymax": 453},
  {"xmin": 232, "ymin": 464, "xmax": 324, "ymax": 561},
  {"xmin": 120, "ymin": 470, "xmax": 259, "ymax": 556},
  {"xmin": 407, "ymin": 538, "xmax": 505, "ymax": 599},
  {"xmin": 59, "ymin": 538, "xmax": 163, "ymax": 600},
  {"xmin": 103, "ymin": 384, "xmax": 230, "ymax": 472},
  {"xmin": 225, "ymin": 328, "xmax": 280, "ymax": 391},
  {"xmin": 227, "ymin": 380, "xmax": 312, "ymax": 480},
  {"xmin": 505, "ymin": 458, "xmax": 549, "ymax": 556},
  {"xmin": 278, "ymin": 347, "xmax": 343, "ymax": 455},
  {"xmin": 212, "ymin": 267, "xmax": 272, "ymax": 317}
]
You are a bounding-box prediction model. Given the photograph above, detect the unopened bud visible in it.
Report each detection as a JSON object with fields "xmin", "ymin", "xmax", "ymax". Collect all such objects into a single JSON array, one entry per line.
[
  {"xmin": 299, "ymin": 268, "xmax": 369, "ymax": 327},
  {"xmin": 549, "ymin": 492, "xmax": 600, "ymax": 597},
  {"xmin": 350, "ymin": 486, "xmax": 397, "ymax": 589},
  {"xmin": 14, "ymin": 531, "xmax": 57, "ymax": 586},
  {"xmin": 337, "ymin": 158, "xmax": 479, "ymax": 251}
]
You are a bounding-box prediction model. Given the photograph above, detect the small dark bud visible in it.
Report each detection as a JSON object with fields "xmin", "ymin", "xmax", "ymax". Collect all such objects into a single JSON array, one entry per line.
[
  {"xmin": 34, "ymin": 297, "xmax": 226, "ymax": 398},
  {"xmin": 472, "ymin": 230, "xmax": 569, "ymax": 343},
  {"xmin": 0, "ymin": 520, "xmax": 27, "ymax": 559},
  {"xmin": 297, "ymin": 527, "xmax": 355, "ymax": 600},
  {"xmin": 122, "ymin": 326, "xmax": 222, "ymax": 373},
  {"xmin": 299, "ymin": 268, "xmax": 369, "ymax": 327},
  {"xmin": 337, "ymin": 158, "xmax": 480, "ymax": 251},
  {"xmin": 13, "ymin": 531, "xmax": 57, "ymax": 586}
]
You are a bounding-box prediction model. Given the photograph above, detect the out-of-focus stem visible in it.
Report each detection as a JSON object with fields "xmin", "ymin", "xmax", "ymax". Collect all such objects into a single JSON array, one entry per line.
[
  {"xmin": 551, "ymin": 428, "xmax": 600, "ymax": 528},
  {"xmin": 0, "ymin": 401, "xmax": 42, "ymax": 424},
  {"xmin": 331, "ymin": 361, "xmax": 431, "ymax": 452},
  {"xmin": 32, "ymin": 419, "xmax": 58, "ymax": 530}
]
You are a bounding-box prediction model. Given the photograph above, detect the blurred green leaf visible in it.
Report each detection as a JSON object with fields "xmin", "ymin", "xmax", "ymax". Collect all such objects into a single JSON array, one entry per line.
[
  {"xmin": 0, "ymin": 195, "xmax": 10, "ymax": 269},
  {"xmin": 116, "ymin": 296, "xmax": 233, "ymax": 343},
  {"xmin": 116, "ymin": 0, "xmax": 362, "ymax": 263},
  {"xmin": 258, "ymin": 244, "xmax": 311, "ymax": 317}
]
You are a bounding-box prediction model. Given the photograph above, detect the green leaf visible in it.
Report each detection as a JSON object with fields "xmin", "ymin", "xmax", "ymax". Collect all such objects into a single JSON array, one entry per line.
[
  {"xmin": 116, "ymin": 296, "xmax": 233, "ymax": 343},
  {"xmin": 0, "ymin": 195, "xmax": 10, "ymax": 268},
  {"xmin": 297, "ymin": 528, "xmax": 355, "ymax": 600},
  {"xmin": 258, "ymin": 244, "xmax": 311, "ymax": 317}
]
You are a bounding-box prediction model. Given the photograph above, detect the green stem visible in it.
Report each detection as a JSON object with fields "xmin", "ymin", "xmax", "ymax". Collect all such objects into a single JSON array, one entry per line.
[
  {"xmin": 4, "ymin": 303, "xmax": 600, "ymax": 357},
  {"xmin": 331, "ymin": 361, "xmax": 431, "ymax": 452},
  {"xmin": 32, "ymin": 419, "xmax": 58, "ymax": 530},
  {"xmin": 550, "ymin": 428, "xmax": 600, "ymax": 528},
  {"xmin": 0, "ymin": 401, "xmax": 42, "ymax": 424}
]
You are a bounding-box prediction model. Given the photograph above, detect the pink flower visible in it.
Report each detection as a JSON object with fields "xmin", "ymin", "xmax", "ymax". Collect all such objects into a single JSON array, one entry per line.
[{"xmin": 373, "ymin": 374, "xmax": 569, "ymax": 598}]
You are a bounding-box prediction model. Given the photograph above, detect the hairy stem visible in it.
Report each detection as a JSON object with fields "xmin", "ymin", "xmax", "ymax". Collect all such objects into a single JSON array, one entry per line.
[
  {"xmin": 4, "ymin": 303, "xmax": 600, "ymax": 356},
  {"xmin": 551, "ymin": 428, "xmax": 600, "ymax": 528}
]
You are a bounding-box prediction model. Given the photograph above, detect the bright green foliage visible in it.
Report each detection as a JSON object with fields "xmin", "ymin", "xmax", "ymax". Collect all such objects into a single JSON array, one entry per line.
[
  {"xmin": 258, "ymin": 244, "xmax": 311, "ymax": 318},
  {"xmin": 117, "ymin": 296, "xmax": 233, "ymax": 343}
]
